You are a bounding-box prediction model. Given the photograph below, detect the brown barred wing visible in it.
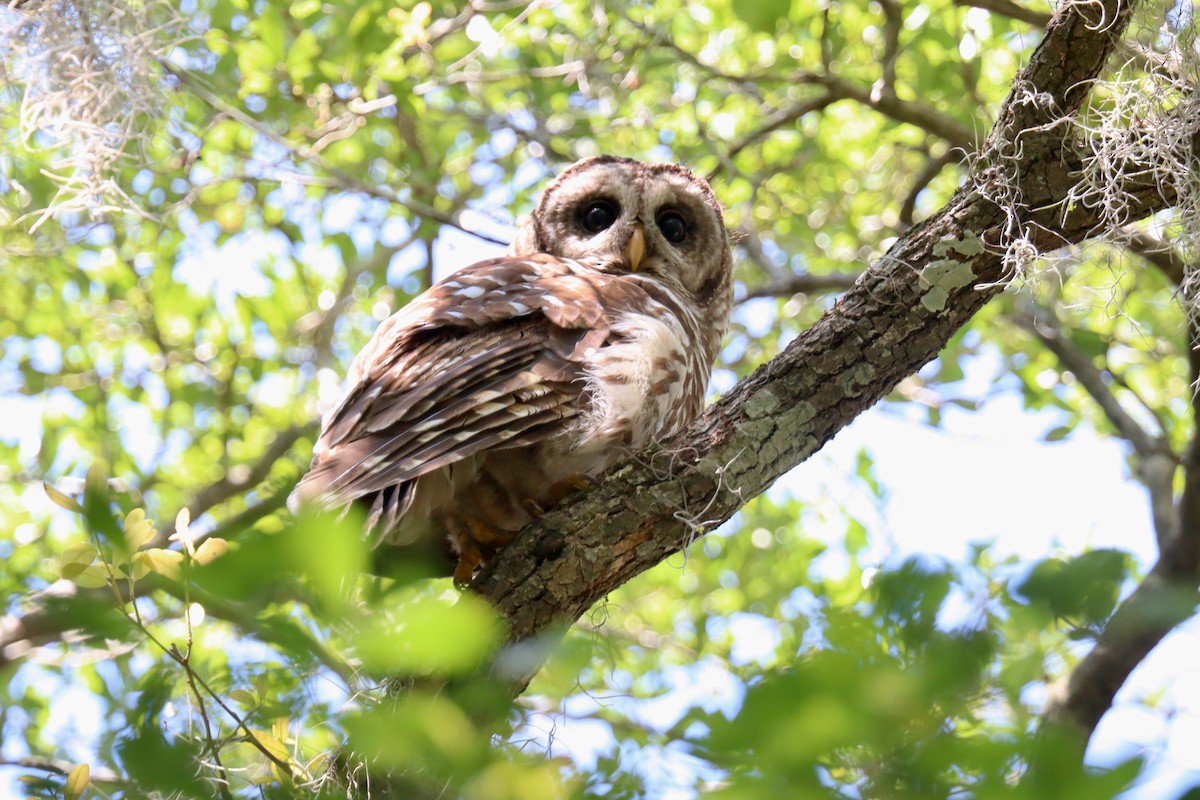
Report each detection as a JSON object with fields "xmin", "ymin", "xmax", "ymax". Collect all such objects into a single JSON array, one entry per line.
[{"xmin": 289, "ymin": 255, "xmax": 617, "ymax": 524}]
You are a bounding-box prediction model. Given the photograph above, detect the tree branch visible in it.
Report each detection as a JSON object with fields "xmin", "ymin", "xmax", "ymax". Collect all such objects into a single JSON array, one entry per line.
[
  {"xmin": 1011, "ymin": 303, "xmax": 1167, "ymax": 461},
  {"xmin": 1013, "ymin": 300, "xmax": 1179, "ymax": 551},
  {"xmin": 815, "ymin": 73, "xmax": 978, "ymax": 150},
  {"xmin": 161, "ymin": 62, "xmax": 509, "ymax": 247},
  {"xmin": 953, "ymin": 0, "xmax": 1052, "ymax": 27},
  {"xmin": 724, "ymin": 93, "xmax": 837, "ymax": 161},
  {"xmin": 0, "ymin": 756, "xmax": 124, "ymax": 788},
  {"xmin": 153, "ymin": 423, "xmax": 317, "ymax": 546},
  {"xmin": 900, "ymin": 148, "xmax": 961, "ymax": 228},
  {"xmin": 742, "ymin": 270, "xmax": 862, "ymax": 300}
]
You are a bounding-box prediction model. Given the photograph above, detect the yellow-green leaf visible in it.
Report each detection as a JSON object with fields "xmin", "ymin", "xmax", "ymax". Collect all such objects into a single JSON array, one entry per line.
[
  {"xmin": 64, "ymin": 763, "xmax": 89, "ymax": 800},
  {"xmin": 172, "ymin": 507, "xmax": 195, "ymax": 556},
  {"xmin": 271, "ymin": 716, "xmax": 289, "ymax": 746},
  {"xmin": 71, "ymin": 564, "xmax": 123, "ymax": 589},
  {"xmin": 85, "ymin": 463, "xmax": 108, "ymax": 497},
  {"xmin": 44, "ymin": 482, "xmax": 83, "ymax": 513},
  {"xmin": 248, "ymin": 728, "xmax": 290, "ymax": 765},
  {"xmin": 193, "ymin": 537, "xmax": 228, "ymax": 566},
  {"xmin": 124, "ymin": 508, "xmax": 157, "ymax": 550},
  {"xmin": 175, "ymin": 507, "xmax": 191, "ymax": 537},
  {"xmin": 229, "ymin": 689, "xmax": 258, "ymax": 707},
  {"xmin": 130, "ymin": 552, "xmax": 152, "ymax": 580},
  {"xmin": 60, "ymin": 560, "xmax": 94, "ymax": 580},
  {"xmin": 61, "ymin": 541, "xmax": 99, "ymax": 566},
  {"xmin": 139, "ymin": 548, "xmax": 184, "ymax": 580}
]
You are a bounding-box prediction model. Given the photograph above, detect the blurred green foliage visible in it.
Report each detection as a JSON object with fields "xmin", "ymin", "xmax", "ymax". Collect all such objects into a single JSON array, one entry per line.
[{"xmin": 1, "ymin": 0, "xmax": 1194, "ymax": 797}]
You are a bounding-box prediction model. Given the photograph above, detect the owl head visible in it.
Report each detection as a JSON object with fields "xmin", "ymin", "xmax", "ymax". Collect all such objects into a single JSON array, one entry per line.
[{"xmin": 511, "ymin": 156, "xmax": 733, "ymax": 318}]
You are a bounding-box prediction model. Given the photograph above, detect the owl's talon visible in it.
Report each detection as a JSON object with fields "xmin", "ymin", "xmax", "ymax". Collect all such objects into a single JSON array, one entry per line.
[
  {"xmin": 544, "ymin": 472, "xmax": 597, "ymax": 506},
  {"xmin": 453, "ymin": 546, "xmax": 483, "ymax": 588},
  {"xmin": 453, "ymin": 518, "xmax": 517, "ymax": 587}
]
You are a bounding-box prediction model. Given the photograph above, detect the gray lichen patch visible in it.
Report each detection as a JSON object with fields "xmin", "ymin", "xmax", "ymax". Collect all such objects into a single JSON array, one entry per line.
[
  {"xmin": 932, "ymin": 232, "xmax": 985, "ymax": 258},
  {"xmin": 918, "ymin": 232, "xmax": 985, "ymax": 312},
  {"xmin": 742, "ymin": 388, "xmax": 781, "ymax": 419}
]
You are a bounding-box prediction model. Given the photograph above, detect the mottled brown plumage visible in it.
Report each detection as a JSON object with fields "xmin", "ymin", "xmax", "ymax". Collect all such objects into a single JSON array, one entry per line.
[{"xmin": 291, "ymin": 156, "xmax": 733, "ymax": 583}]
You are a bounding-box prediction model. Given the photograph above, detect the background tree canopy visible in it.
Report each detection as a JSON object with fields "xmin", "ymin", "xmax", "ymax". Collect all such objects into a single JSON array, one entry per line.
[{"xmin": 2, "ymin": 0, "xmax": 1199, "ymax": 797}]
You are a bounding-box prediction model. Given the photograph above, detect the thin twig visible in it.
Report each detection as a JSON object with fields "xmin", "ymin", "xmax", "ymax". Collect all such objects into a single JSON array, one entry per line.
[
  {"xmin": 743, "ymin": 270, "xmax": 862, "ymax": 300},
  {"xmin": 953, "ymin": 0, "xmax": 1052, "ymax": 27},
  {"xmin": 161, "ymin": 62, "xmax": 508, "ymax": 247}
]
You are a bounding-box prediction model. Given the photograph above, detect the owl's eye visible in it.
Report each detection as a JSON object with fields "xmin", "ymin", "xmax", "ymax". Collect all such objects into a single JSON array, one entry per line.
[
  {"xmin": 580, "ymin": 200, "xmax": 619, "ymax": 234},
  {"xmin": 656, "ymin": 211, "xmax": 688, "ymax": 244}
]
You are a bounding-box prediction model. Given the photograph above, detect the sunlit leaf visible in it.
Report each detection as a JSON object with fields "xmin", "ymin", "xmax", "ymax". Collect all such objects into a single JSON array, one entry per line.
[
  {"xmin": 64, "ymin": 763, "xmax": 89, "ymax": 800},
  {"xmin": 60, "ymin": 541, "xmax": 99, "ymax": 568},
  {"xmin": 247, "ymin": 728, "xmax": 290, "ymax": 766},
  {"xmin": 344, "ymin": 694, "xmax": 485, "ymax": 775},
  {"xmin": 192, "ymin": 537, "xmax": 228, "ymax": 565},
  {"xmin": 44, "ymin": 482, "xmax": 83, "ymax": 513},
  {"xmin": 70, "ymin": 563, "xmax": 124, "ymax": 589},
  {"xmin": 137, "ymin": 548, "xmax": 184, "ymax": 580},
  {"xmin": 123, "ymin": 508, "xmax": 157, "ymax": 550}
]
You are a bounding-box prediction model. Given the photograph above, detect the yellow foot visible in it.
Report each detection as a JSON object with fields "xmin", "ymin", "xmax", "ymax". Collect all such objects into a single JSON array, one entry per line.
[
  {"xmin": 533, "ymin": 473, "xmax": 597, "ymax": 512},
  {"xmin": 453, "ymin": 518, "xmax": 517, "ymax": 588},
  {"xmin": 453, "ymin": 543, "xmax": 483, "ymax": 588}
]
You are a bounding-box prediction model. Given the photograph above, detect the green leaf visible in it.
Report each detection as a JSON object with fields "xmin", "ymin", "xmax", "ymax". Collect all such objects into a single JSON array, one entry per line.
[
  {"xmin": 64, "ymin": 763, "xmax": 89, "ymax": 800},
  {"xmin": 123, "ymin": 508, "xmax": 156, "ymax": 550},
  {"xmin": 351, "ymin": 591, "xmax": 501, "ymax": 677},
  {"xmin": 1044, "ymin": 424, "xmax": 1073, "ymax": 442},
  {"xmin": 192, "ymin": 537, "xmax": 228, "ymax": 565},
  {"xmin": 344, "ymin": 695, "xmax": 485, "ymax": 776},
  {"xmin": 44, "ymin": 482, "xmax": 83, "ymax": 513},
  {"xmin": 733, "ymin": 0, "xmax": 793, "ymax": 33},
  {"xmin": 136, "ymin": 548, "xmax": 184, "ymax": 580},
  {"xmin": 70, "ymin": 564, "xmax": 125, "ymax": 588}
]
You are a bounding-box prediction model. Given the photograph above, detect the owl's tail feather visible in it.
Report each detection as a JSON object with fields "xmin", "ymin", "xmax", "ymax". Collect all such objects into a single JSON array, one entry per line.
[
  {"xmin": 288, "ymin": 471, "xmax": 416, "ymax": 550},
  {"xmin": 364, "ymin": 482, "xmax": 417, "ymax": 547}
]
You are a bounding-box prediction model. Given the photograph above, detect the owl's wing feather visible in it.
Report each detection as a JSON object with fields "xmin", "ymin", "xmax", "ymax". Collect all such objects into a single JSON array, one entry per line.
[{"xmin": 293, "ymin": 255, "xmax": 616, "ymax": 511}]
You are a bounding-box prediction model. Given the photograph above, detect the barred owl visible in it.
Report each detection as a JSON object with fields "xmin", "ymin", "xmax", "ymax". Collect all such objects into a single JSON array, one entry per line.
[{"xmin": 291, "ymin": 156, "xmax": 733, "ymax": 584}]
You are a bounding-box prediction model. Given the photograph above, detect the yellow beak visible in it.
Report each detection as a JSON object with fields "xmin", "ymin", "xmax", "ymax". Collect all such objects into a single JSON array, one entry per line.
[{"xmin": 626, "ymin": 224, "xmax": 645, "ymax": 272}]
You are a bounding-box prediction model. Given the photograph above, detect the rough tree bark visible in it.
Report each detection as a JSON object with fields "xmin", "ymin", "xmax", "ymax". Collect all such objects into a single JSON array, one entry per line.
[{"xmin": 472, "ymin": 0, "xmax": 1192, "ymax": 745}]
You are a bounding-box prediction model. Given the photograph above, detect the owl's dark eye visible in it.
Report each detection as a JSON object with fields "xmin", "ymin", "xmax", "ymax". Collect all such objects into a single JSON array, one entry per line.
[
  {"xmin": 580, "ymin": 200, "xmax": 619, "ymax": 234},
  {"xmin": 656, "ymin": 210, "xmax": 688, "ymax": 244}
]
